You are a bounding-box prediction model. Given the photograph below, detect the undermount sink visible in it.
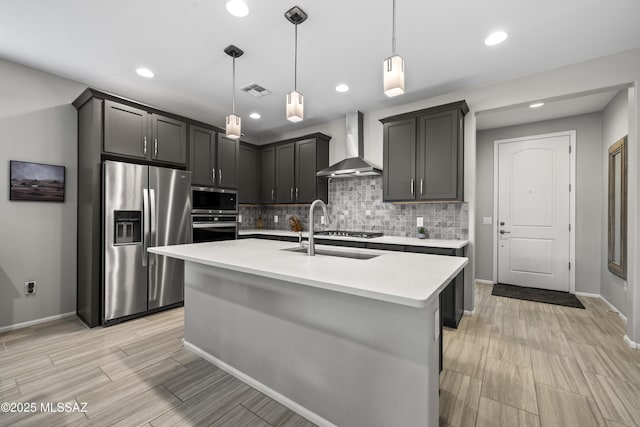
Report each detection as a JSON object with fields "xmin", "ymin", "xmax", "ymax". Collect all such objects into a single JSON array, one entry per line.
[{"xmin": 281, "ymin": 246, "xmax": 380, "ymax": 260}]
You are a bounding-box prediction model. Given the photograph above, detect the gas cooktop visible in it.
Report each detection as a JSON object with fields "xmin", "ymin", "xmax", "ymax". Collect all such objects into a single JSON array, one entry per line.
[{"xmin": 314, "ymin": 230, "xmax": 383, "ymax": 239}]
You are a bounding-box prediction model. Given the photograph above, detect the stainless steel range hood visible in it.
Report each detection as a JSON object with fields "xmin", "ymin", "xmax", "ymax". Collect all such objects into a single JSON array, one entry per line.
[{"xmin": 316, "ymin": 111, "xmax": 382, "ymax": 177}]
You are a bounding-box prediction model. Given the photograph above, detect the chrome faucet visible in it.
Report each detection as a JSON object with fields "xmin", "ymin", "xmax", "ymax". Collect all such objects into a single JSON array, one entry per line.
[{"xmin": 307, "ymin": 199, "xmax": 329, "ymax": 256}]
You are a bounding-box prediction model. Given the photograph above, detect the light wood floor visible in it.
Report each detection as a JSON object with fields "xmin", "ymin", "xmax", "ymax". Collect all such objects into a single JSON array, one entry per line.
[
  {"xmin": 1, "ymin": 283, "xmax": 639, "ymax": 426},
  {"xmin": 0, "ymin": 308, "xmax": 316, "ymax": 427},
  {"xmin": 441, "ymin": 282, "xmax": 640, "ymax": 427}
]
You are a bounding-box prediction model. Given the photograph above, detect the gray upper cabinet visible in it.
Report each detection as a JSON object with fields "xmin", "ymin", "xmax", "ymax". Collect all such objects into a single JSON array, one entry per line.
[
  {"xmin": 381, "ymin": 101, "xmax": 468, "ymax": 202},
  {"xmin": 189, "ymin": 126, "xmax": 239, "ymax": 189},
  {"xmin": 295, "ymin": 138, "xmax": 329, "ymax": 203},
  {"xmin": 151, "ymin": 114, "xmax": 187, "ymax": 165},
  {"xmin": 239, "ymin": 144, "xmax": 259, "ymax": 204},
  {"xmin": 217, "ymin": 135, "xmax": 239, "ymax": 189},
  {"xmin": 260, "ymin": 147, "xmax": 276, "ymax": 203},
  {"xmin": 103, "ymin": 98, "xmax": 187, "ymax": 166},
  {"xmin": 417, "ymin": 110, "xmax": 462, "ymax": 201},
  {"xmin": 383, "ymin": 118, "xmax": 416, "ymax": 201},
  {"xmin": 104, "ymin": 100, "xmax": 149, "ymax": 160},
  {"xmin": 275, "ymin": 143, "xmax": 295, "ymax": 204},
  {"xmin": 253, "ymin": 133, "xmax": 329, "ymax": 205},
  {"xmin": 190, "ymin": 126, "xmax": 216, "ymax": 186}
]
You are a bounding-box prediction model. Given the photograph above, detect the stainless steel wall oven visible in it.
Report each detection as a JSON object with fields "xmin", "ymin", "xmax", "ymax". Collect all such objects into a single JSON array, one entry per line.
[{"xmin": 191, "ymin": 187, "xmax": 238, "ymax": 242}]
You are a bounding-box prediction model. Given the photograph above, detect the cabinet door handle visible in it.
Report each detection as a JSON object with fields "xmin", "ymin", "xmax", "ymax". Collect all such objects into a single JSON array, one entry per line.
[
  {"xmin": 154, "ymin": 138, "xmax": 158, "ymax": 158},
  {"xmin": 271, "ymin": 189, "xmax": 275, "ymax": 201},
  {"xmin": 143, "ymin": 137, "xmax": 147, "ymax": 155},
  {"xmin": 410, "ymin": 179, "xmax": 414, "ymax": 195},
  {"xmin": 420, "ymin": 179, "xmax": 424, "ymax": 195},
  {"xmin": 290, "ymin": 188, "xmax": 294, "ymax": 200},
  {"xmin": 219, "ymin": 169, "xmax": 222, "ymax": 184},
  {"xmin": 296, "ymin": 188, "xmax": 299, "ymax": 200},
  {"xmin": 212, "ymin": 168, "xmax": 216, "ymax": 184}
]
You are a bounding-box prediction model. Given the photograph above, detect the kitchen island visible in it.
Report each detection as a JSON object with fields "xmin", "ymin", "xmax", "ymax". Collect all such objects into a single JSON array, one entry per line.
[{"xmin": 149, "ymin": 238, "xmax": 468, "ymax": 427}]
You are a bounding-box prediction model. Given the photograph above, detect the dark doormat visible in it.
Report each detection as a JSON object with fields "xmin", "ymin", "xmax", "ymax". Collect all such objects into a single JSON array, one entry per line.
[{"xmin": 492, "ymin": 283, "xmax": 585, "ymax": 309}]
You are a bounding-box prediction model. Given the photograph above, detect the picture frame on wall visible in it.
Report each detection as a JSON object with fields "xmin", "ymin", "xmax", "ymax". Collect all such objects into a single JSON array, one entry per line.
[{"xmin": 9, "ymin": 160, "xmax": 66, "ymax": 202}]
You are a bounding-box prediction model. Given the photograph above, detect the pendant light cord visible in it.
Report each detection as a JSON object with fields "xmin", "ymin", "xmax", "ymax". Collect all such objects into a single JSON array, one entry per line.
[
  {"xmin": 294, "ymin": 24, "xmax": 298, "ymax": 92},
  {"xmin": 392, "ymin": 0, "xmax": 397, "ymax": 55},
  {"xmin": 232, "ymin": 56, "xmax": 236, "ymax": 115}
]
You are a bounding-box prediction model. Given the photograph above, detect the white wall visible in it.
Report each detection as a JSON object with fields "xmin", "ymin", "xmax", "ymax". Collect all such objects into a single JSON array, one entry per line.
[
  {"xmin": 475, "ymin": 114, "xmax": 603, "ymax": 294},
  {"xmin": 601, "ymin": 90, "xmax": 630, "ymax": 316},
  {"xmin": 0, "ymin": 59, "xmax": 85, "ymax": 329}
]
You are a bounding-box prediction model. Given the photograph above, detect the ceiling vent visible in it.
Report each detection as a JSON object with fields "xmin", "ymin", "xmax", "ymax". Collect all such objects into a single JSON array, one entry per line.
[{"xmin": 241, "ymin": 83, "xmax": 271, "ymax": 98}]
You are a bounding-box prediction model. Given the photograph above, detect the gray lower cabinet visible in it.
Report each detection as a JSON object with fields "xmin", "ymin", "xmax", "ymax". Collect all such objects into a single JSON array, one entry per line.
[
  {"xmin": 189, "ymin": 126, "xmax": 239, "ymax": 189},
  {"xmin": 239, "ymin": 144, "xmax": 260, "ymax": 204},
  {"xmin": 381, "ymin": 101, "xmax": 468, "ymax": 202},
  {"xmin": 276, "ymin": 143, "xmax": 295, "ymax": 203},
  {"xmin": 103, "ymin": 99, "xmax": 187, "ymax": 166},
  {"xmin": 260, "ymin": 147, "xmax": 276, "ymax": 203}
]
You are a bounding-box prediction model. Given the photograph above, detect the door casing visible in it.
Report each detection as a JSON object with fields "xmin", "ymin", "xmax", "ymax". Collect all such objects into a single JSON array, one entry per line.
[{"xmin": 492, "ymin": 130, "xmax": 576, "ymax": 293}]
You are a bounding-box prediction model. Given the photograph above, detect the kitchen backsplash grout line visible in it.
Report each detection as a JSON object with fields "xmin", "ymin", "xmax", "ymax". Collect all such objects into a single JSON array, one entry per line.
[{"xmin": 239, "ymin": 176, "xmax": 468, "ymax": 240}]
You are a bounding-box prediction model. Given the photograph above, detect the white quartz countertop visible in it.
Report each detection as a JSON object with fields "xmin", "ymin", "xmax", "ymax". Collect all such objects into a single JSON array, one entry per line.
[
  {"xmin": 239, "ymin": 229, "xmax": 469, "ymax": 249},
  {"xmin": 149, "ymin": 239, "xmax": 468, "ymax": 308}
]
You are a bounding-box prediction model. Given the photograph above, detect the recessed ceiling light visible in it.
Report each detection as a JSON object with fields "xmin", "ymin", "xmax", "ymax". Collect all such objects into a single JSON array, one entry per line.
[
  {"xmin": 484, "ymin": 31, "xmax": 508, "ymax": 46},
  {"xmin": 529, "ymin": 102, "xmax": 545, "ymax": 108},
  {"xmin": 335, "ymin": 84, "xmax": 350, "ymax": 93},
  {"xmin": 226, "ymin": 0, "xmax": 249, "ymax": 17},
  {"xmin": 136, "ymin": 68, "xmax": 155, "ymax": 78},
  {"xmin": 249, "ymin": 112, "xmax": 261, "ymax": 119}
]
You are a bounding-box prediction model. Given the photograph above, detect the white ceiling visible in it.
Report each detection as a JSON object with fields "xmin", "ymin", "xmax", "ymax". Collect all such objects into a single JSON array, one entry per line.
[
  {"xmin": 476, "ymin": 89, "xmax": 621, "ymax": 130},
  {"xmin": 1, "ymin": 0, "xmax": 639, "ymax": 139}
]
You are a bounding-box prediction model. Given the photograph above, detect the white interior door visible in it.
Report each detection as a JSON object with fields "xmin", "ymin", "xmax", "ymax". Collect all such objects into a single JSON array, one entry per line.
[{"xmin": 497, "ymin": 134, "xmax": 571, "ymax": 292}]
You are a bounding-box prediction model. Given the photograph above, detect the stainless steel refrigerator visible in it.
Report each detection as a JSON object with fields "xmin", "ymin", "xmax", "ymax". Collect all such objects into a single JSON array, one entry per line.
[{"xmin": 103, "ymin": 160, "xmax": 191, "ymax": 324}]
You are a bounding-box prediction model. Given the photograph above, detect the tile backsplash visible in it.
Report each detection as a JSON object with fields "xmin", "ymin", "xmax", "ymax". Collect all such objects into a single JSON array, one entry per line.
[{"xmin": 239, "ymin": 176, "xmax": 468, "ymax": 240}]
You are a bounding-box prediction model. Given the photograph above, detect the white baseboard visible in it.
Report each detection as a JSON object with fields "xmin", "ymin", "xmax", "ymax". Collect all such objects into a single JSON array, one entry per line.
[
  {"xmin": 575, "ymin": 292, "xmax": 628, "ymax": 323},
  {"xmin": 0, "ymin": 311, "xmax": 76, "ymax": 334},
  {"xmin": 475, "ymin": 279, "xmax": 494, "ymax": 286},
  {"xmin": 464, "ymin": 310, "xmax": 475, "ymax": 316},
  {"xmin": 624, "ymin": 335, "xmax": 639, "ymax": 349},
  {"xmin": 183, "ymin": 341, "xmax": 337, "ymax": 427}
]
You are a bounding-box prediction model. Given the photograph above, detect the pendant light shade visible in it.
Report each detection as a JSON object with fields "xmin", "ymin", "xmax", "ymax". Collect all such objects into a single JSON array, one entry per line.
[
  {"xmin": 285, "ymin": 6, "xmax": 308, "ymax": 123},
  {"xmin": 286, "ymin": 91, "xmax": 304, "ymax": 123},
  {"xmin": 224, "ymin": 45, "xmax": 244, "ymax": 139},
  {"xmin": 226, "ymin": 114, "xmax": 241, "ymax": 139},
  {"xmin": 384, "ymin": 0, "xmax": 404, "ymax": 97}
]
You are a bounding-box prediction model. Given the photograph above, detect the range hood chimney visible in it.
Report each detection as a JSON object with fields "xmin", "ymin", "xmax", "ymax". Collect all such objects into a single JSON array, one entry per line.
[{"xmin": 316, "ymin": 111, "xmax": 382, "ymax": 178}]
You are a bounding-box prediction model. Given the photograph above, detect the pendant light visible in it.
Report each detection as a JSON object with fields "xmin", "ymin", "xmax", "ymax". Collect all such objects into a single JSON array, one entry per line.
[
  {"xmin": 224, "ymin": 45, "xmax": 244, "ymax": 139},
  {"xmin": 383, "ymin": 0, "xmax": 404, "ymax": 97},
  {"xmin": 285, "ymin": 6, "xmax": 308, "ymax": 123}
]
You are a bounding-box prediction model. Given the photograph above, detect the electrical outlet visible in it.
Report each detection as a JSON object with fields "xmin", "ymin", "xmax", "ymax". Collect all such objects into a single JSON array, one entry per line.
[
  {"xmin": 25, "ymin": 281, "xmax": 36, "ymax": 295},
  {"xmin": 483, "ymin": 217, "xmax": 492, "ymax": 225},
  {"xmin": 274, "ymin": 215, "xmax": 278, "ymax": 223},
  {"xmin": 238, "ymin": 214, "xmax": 242, "ymax": 223},
  {"xmin": 321, "ymin": 215, "xmax": 325, "ymax": 225},
  {"xmin": 417, "ymin": 217, "xmax": 424, "ymax": 227}
]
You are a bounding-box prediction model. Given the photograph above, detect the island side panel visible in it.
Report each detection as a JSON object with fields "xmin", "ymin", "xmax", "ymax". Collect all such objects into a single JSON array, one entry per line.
[{"xmin": 183, "ymin": 261, "xmax": 440, "ymax": 427}]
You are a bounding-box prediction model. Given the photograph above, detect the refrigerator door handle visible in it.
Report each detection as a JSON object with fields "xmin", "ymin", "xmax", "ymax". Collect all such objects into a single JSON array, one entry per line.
[
  {"xmin": 149, "ymin": 188, "xmax": 157, "ymax": 266},
  {"xmin": 142, "ymin": 188, "xmax": 150, "ymax": 267}
]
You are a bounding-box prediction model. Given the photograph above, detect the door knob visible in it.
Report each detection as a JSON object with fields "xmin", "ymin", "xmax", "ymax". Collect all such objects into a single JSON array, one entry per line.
[
  {"xmin": 499, "ymin": 230, "xmax": 511, "ymax": 234},
  {"xmin": 499, "ymin": 221, "xmax": 505, "ymax": 226}
]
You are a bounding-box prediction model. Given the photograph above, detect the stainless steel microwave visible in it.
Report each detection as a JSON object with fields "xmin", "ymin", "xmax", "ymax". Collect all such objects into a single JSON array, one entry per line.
[{"xmin": 192, "ymin": 187, "xmax": 237, "ymax": 214}]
